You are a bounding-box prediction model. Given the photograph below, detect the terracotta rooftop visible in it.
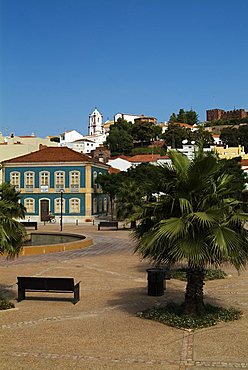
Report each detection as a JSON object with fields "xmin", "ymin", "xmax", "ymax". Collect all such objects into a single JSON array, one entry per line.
[
  {"xmin": 108, "ymin": 167, "xmax": 121, "ymax": 174},
  {"xmin": 127, "ymin": 154, "xmax": 169, "ymax": 163},
  {"xmin": 1, "ymin": 147, "xmax": 99, "ymax": 164},
  {"xmin": 241, "ymin": 159, "xmax": 248, "ymax": 166}
]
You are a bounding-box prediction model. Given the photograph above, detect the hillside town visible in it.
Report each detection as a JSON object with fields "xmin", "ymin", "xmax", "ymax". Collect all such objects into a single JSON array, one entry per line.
[{"xmin": 1, "ymin": 106, "xmax": 248, "ymax": 224}]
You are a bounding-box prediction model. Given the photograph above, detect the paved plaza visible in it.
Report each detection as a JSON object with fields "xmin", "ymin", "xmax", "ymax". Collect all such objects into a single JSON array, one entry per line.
[{"xmin": 0, "ymin": 223, "xmax": 248, "ymax": 369}]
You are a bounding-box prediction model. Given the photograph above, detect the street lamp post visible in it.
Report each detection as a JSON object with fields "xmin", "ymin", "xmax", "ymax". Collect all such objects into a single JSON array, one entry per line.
[{"xmin": 60, "ymin": 190, "xmax": 63, "ymax": 231}]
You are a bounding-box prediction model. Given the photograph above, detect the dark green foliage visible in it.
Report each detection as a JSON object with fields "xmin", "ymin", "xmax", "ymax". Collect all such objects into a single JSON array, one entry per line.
[
  {"xmin": 106, "ymin": 119, "xmax": 134, "ymax": 156},
  {"xmin": 162, "ymin": 124, "xmax": 193, "ymax": 148},
  {"xmin": 0, "ymin": 183, "xmax": 27, "ymax": 257},
  {"xmin": 50, "ymin": 136, "xmax": 60, "ymax": 143},
  {"xmin": 0, "ymin": 296, "xmax": 15, "ymax": 310},
  {"xmin": 131, "ymin": 146, "xmax": 167, "ymax": 156},
  {"xmin": 170, "ymin": 268, "xmax": 227, "ymax": 281},
  {"xmin": 95, "ymin": 172, "xmax": 124, "ymax": 220},
  {"xmin": 162, "ymin": 125, "xmax": 213, "ymax": 148},
  {"xmin": 136, "ymin": 303, "xmax": 241, "ymax": 329},
  {"xmin": 220, "ymin": 124, "xmax": 248, "ymax": 150},
  {"xmin": 169, "ymin": 108, "xmax": 198, "ymax": 125}
]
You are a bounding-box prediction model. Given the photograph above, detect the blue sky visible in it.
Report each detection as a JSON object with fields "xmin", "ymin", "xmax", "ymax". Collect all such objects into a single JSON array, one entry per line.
[{"xmin": 1, "ymin": 0, "xmax": 248, "ymax": 137}]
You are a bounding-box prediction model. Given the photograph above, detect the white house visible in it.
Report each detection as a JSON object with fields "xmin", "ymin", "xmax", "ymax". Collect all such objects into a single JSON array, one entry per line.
[
  {"xmin": 67, "ymin": 138, "xmax": 98, "ymax": 154},
  {"xmin": 107, "ymin": 154, "xmax": 171, "ymax": 172},
  {"xmin": 114, "ymin": 113, "xmax": 142, "ymax": 124},
  {"xmin": 59, "ymin": 130, "xmax": 84, "ymax": 146}
]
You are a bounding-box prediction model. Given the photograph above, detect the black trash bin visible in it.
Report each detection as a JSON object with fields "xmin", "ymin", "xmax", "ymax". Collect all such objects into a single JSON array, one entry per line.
[{"xmin": 147, "ymin": 268, "xmax": 164, "ymax": 296}]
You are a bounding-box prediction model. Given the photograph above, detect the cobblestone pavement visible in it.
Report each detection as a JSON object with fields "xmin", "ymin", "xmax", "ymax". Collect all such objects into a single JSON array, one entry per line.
[{"xmin": 0, "ymin": 223, "xmax": 248, "ymax": 369}]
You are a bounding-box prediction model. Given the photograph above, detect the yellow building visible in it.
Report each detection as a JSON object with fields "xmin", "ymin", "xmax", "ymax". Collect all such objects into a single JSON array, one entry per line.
[{"xmin": 214, "ymin": 145, "xmax": 248, "ymax": 160}]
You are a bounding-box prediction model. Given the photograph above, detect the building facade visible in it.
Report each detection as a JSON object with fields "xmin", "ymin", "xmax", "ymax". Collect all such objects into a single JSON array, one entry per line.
[{"xmin": 1, "ymin": 147, "xmax": 109, "ymax": 223}]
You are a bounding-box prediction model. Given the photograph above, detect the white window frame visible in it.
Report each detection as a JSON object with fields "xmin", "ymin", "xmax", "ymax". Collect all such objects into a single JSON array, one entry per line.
[
  {"xmin": 10, "ymin": 171, "xmax": 20, "ymax": 189},
  {"xmin": 69, "ymin": 198, "xmax": 80, "ymax": 213},
  {"xmin": 39, "ymin": 171, "xmax": 50, "ymax": 187},
  {"xmin": 54, "ymin": 197, "xmax": 65, "ymax": 213},
  {"xmin": 70, "ymin": 171, "xmax": 80, "ymax": 191},
  {"xmin": 24, "ymin": 171, "xmax": 35, "ymax": 190},
  {"xmin": 54, "ymin": 171, "xmax": 65, "ymax": 191},
  {"xmin": 24, "ymin": 198, "xmax": 35, "ymax": 213}
]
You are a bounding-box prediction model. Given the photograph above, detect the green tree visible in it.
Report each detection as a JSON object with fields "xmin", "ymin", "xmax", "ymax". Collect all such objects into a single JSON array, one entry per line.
[
  {"xmin": 131, "ymin": 122, "xmax": 154, "ymax": 145},
  {"xmin": 126, "ymin": 163, "xmax": 163, "ymax": 197},
  {"xmin": 106, "ymin": 126, "xmax": 134, "ymax": 156},
  {"xmin": 116, "ymin": 180, "xmax": 144, "ymax": 228},
  {"xmin": 185, "ymin": 109, "xmax": 198, "ymax": 125},
  {"xmin": 220, "ymin": 127, "xmax": 239, "ymax": 147},
  {"xmin": 162, "ymin": 124, "xmax": 193, "ymax": 148},
  {"xmin": 134, "ymin": 150, "xmax": 248, "ymax": 315},
  {"xmin": 169, "ymin": 113, "xmax": 177, "ymax": 123},
  {"xmin": 0, "ymin": 183, "xmax": 27, "ymax": 257},
  {"xmin": 192, "ymin": 127, "xmax": 214, "ymax": 147},
  {"xmin": 169, "ymin": 109, "xmax": 198, "ymax": 125},
  {"xmin": 177, "ymin": 108, "xmax": 187, "ymax": 123},
  {"xmin": 95, "ymin": 173, "xmax": 123, "ymax": 220}
]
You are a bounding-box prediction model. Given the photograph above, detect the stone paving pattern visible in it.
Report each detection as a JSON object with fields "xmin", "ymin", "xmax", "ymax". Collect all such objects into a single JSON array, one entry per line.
[{"xmin": 0, "ymin": 223, "xmax": 248, "ymax": 369}]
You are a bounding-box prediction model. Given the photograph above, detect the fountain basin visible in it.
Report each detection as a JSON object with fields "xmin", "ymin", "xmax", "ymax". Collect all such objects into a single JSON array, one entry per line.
[{"xmin": 21, "ymin": 232, "xmax": 93, "ymax": 256}]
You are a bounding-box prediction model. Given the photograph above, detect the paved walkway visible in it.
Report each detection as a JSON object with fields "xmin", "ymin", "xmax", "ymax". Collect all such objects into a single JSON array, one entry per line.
[{"xmin": 0, "ymin": 223, "xmax": 248, "ymax": 369}]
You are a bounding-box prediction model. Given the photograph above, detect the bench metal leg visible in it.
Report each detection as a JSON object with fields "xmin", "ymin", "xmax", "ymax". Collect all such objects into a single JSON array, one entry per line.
[
  {"xmin": 73, "ymin": 283, "xmax": 80, "ymax": 304},
  {"xmin": 18, "ymin": 288, "xmax": 25, "ymax": 302}
]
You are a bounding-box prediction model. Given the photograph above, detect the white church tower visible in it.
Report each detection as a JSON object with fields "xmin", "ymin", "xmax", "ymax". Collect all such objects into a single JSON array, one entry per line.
[{"xmin": 88, "ymin": 108, "xmax": 103, "ymax": 136}]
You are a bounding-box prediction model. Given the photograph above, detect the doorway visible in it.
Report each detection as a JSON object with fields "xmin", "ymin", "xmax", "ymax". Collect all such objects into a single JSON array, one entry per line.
[{"xmin": 40, "ymin": 199, "xmax": 49, "ymax": 221}]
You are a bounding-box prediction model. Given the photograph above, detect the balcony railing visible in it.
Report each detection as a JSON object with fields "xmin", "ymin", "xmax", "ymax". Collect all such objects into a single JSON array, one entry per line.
[
  {"xmin": 55, "ymin": 184, "xmax": 65, "ymax": 192},
  {"xmin": 25, "ymin": 185, "xmax": 34, "ymax": 192},
  {"xmin": 70, "ymin": 184, "xmax": 79, "ymax": 193}
]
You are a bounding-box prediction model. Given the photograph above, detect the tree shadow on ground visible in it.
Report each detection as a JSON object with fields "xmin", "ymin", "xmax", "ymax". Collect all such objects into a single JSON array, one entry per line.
[{"xmin": 106, "ymin": 284, "xmax": 225, "ymax": 316}]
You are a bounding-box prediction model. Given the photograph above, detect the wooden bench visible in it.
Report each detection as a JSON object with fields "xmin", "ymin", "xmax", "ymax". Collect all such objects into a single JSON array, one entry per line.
[
  {"xmin": 20, "ymin": 221, "xmax": 38, "ymax": 230},
  {"xmin": 98, "ymin": 221, "xmax": 118, "ymax": 231},
  {"xmin": 17, "ymin": 276, "xmax": 80, "ymax": 304}
]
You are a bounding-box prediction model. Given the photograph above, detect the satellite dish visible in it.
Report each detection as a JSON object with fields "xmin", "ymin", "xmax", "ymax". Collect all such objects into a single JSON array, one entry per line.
[{"xmin": 182, "ymin": 139, "xmax": 188, "ymax": 144}]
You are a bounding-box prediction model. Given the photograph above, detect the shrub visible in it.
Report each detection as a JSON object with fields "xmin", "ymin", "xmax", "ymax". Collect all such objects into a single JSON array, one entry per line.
[
  {"xmin": 170, "ymin": 268, "xmax": 227, "ymax": 281},
  {"xmin": 0, "ymin": 296, "xmax": 15, "ymax": 310},
  {"xmin": 137, "ymin": 303, "xmax": 241, "ymax": 329}
]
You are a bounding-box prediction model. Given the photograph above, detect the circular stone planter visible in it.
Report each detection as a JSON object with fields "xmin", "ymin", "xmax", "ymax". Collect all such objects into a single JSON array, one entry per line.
[{"xmin": 21, "ymin": 232, "xmax": 93, "ymax": 256}]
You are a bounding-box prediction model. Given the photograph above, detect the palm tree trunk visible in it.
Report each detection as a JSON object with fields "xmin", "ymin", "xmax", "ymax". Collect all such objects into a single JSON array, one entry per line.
[{"xmin": 184, "ymin": 267, "xmax": 205, "ymax": 316}]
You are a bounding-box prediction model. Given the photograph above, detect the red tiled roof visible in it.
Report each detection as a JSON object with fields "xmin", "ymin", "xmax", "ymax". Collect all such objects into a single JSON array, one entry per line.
[
  {"xmin": 108, "ymin": 167, "xmax": 121, "ymax": 174},
  {"xmin": 127, "ymin": 154, "xmax": 169, "ymax": 163},
  {"xmin": 241, "ymin": 159, "xmax": 248, "ymax": 166},
  {"xmin": 2, "ymin": 147, "xmax": 97, "ymax": 164}
]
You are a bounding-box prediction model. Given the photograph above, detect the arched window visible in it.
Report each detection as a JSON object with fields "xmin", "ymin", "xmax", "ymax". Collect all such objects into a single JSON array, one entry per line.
[
  {"xmin": 54, "ymin": 197, "xmax": 65, "ymax": 213},
  {"xmin": 93, "ymin": 198, "xmax": 97, "ymax": 213},
  {"xmin": 69, "ymin": 198, "xmax": 80, "ymax": 213},
  {"xmin": 103, "ymin": 197, "xmax": 107, "ymax": 212},
  {"xmin": 39, "ymin": 171, "xmax": 50, "ymax": 189},
  {"xmin": 24, "ymin": 171, "xmax": 35, "ymax": 191},
  {"xmin": 54, "ymin": 171, "xmax": 65, "ymax": 191},
  {"xmin": 70, "ymin": 171, "xmax": 80, "ymax": 191},
  {"xmin": 98, "ymin": 198, "xmax": 102, "ymax": 212},
  {"xmin": 93, "ymin": 171, "xmax": 97, "ymax": 183},
  {"xmin": 24, "ymin": 198, "xmax": 35, "ymax": 213},
  {"xmin": 10, "ymin": 172, "xmax": 20, "ymax": 189}
]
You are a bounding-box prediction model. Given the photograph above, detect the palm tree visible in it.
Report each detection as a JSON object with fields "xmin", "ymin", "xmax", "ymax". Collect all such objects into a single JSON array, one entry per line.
[
  {"xmin": 0, "ymin": 183, "xmax": 26, "ymax": 257},
  {"xmin": 134, "ymin": 150, "xmax": 248, "ymax": 315}
]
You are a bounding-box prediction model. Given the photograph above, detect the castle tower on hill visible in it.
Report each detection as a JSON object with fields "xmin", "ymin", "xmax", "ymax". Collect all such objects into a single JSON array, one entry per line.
[{"xmin": 88, "ymin": 108, "xmax": 103, "ymax": 136}]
